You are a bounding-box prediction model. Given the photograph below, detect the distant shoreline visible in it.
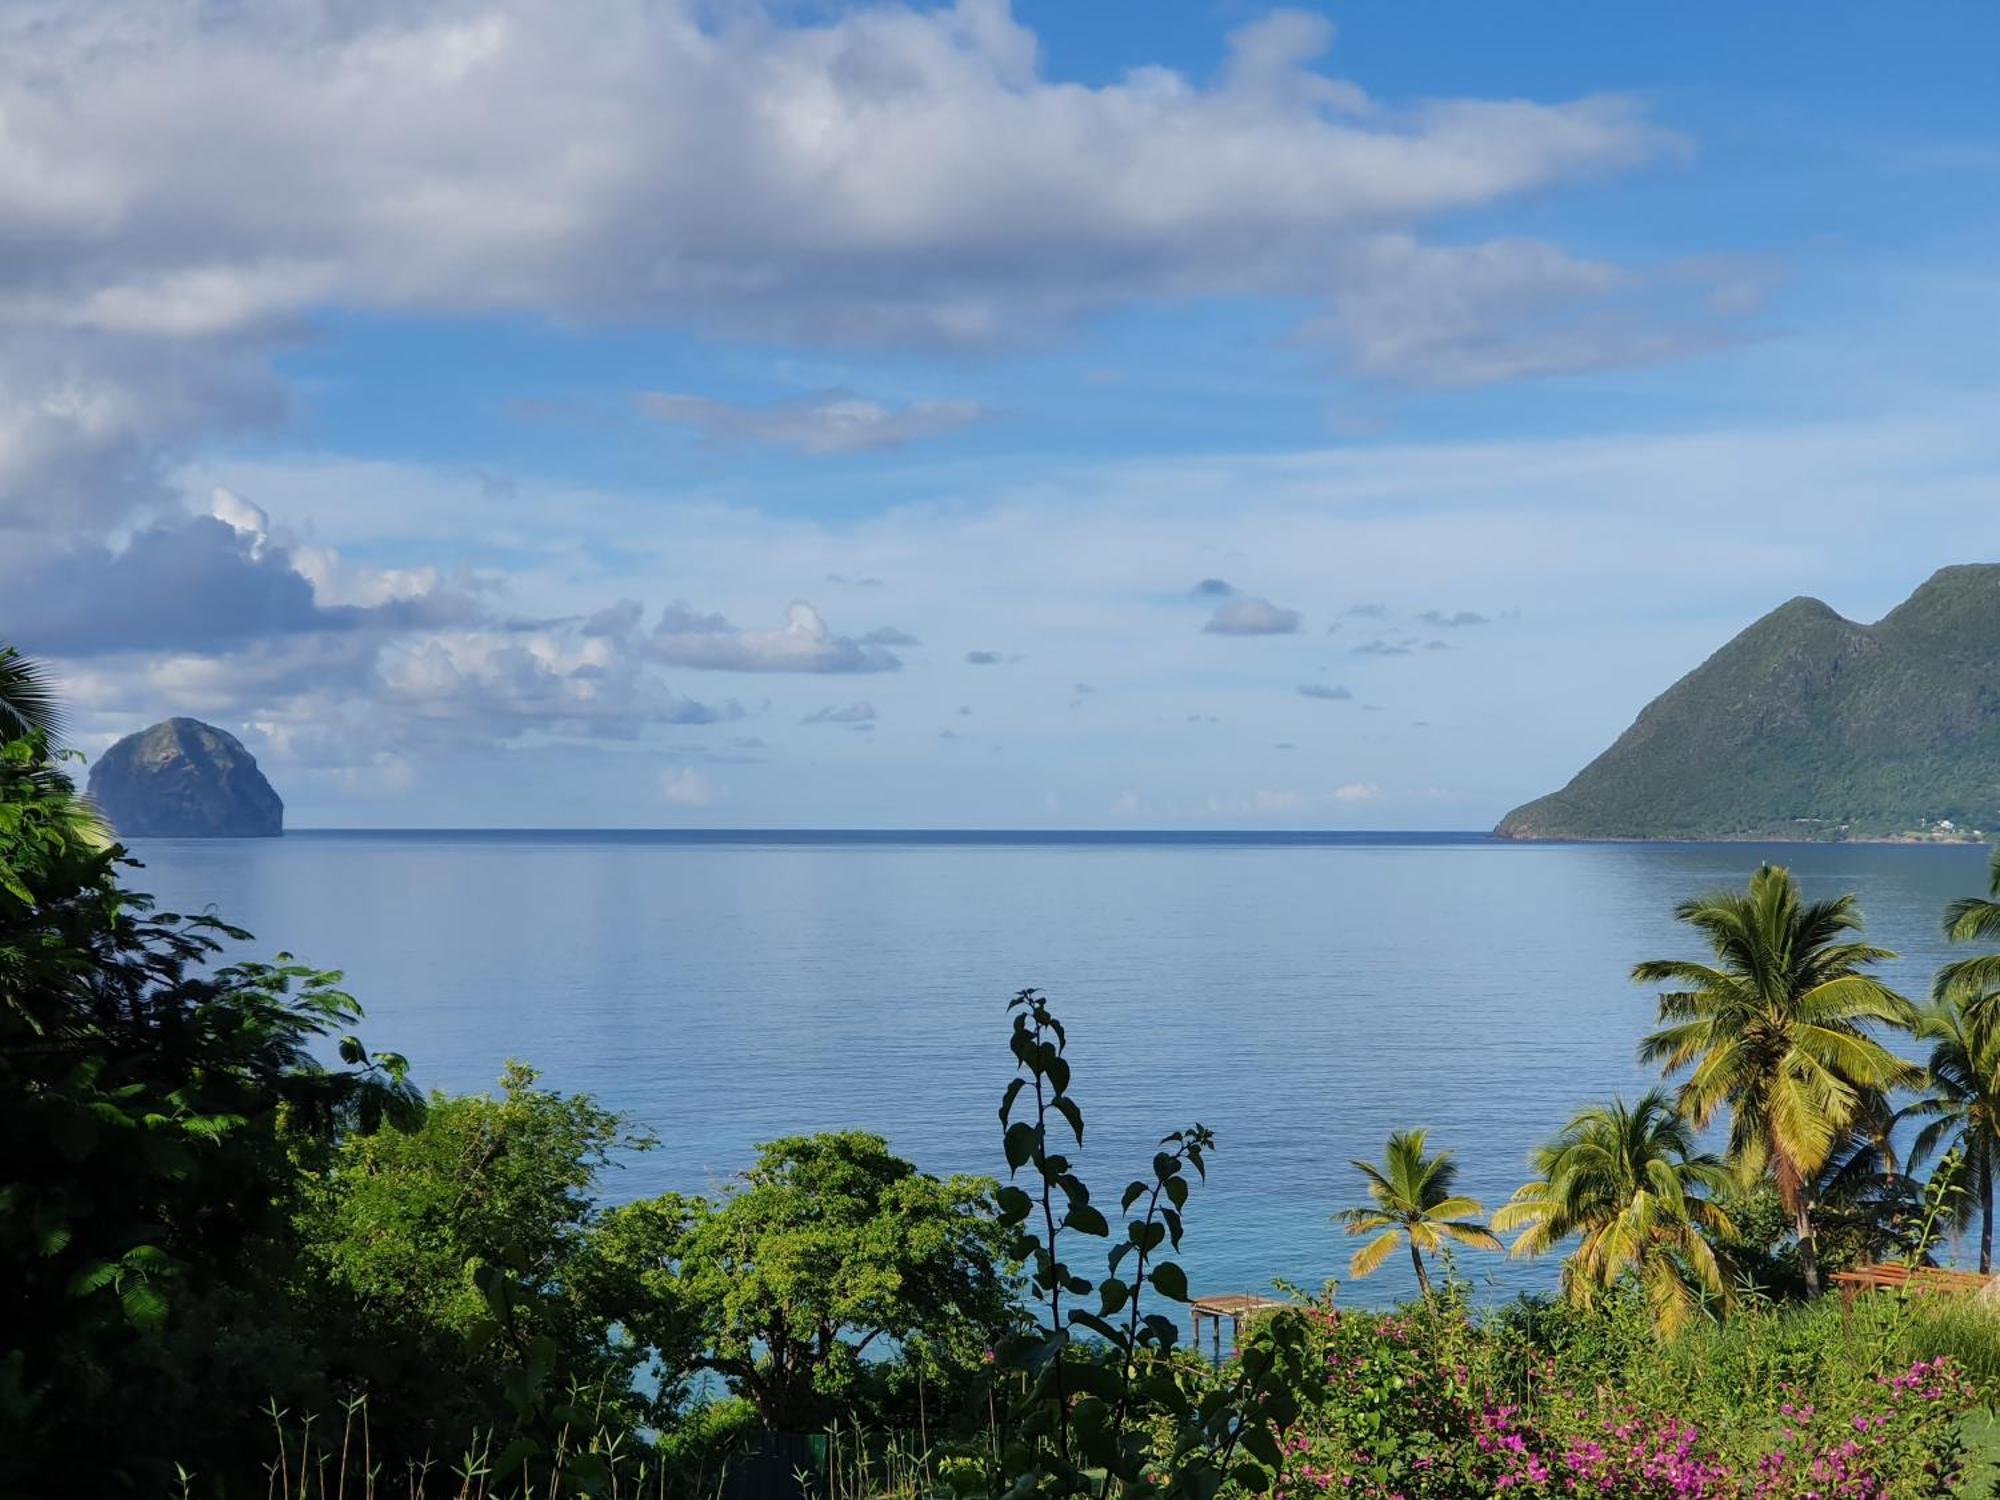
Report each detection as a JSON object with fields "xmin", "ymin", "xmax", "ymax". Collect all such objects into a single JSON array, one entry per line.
[{"xmin": 132, "ymin": 826, "xmax": 1994, "ymax": 849}]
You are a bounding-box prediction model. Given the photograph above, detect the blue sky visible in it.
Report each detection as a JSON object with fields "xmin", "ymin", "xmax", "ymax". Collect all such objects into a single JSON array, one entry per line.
[{"xmin": 5, "ymin": 0, "xmax": 1999, "ymax": 827}]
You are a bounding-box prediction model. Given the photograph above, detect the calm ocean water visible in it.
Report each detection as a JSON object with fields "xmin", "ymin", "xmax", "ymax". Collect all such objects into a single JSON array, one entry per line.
[{"xmin": 125, "ymin": 831, "xmax": 1995, "ymax": 1308}]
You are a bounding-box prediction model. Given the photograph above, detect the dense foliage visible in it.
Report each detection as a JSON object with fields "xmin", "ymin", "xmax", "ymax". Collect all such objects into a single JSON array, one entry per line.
[
  {"xmin": 14, "ymin": 645, "xmax": 2000, "ymax": 1498},
  {"xmin": 0, "ymin": 658, "xmax": 1013, "ymax": 1493},
  {"xmin": 0, "ymin": 689, "xmax": 420, "ymax": 1488},
  {"xmin": 587, "ymin": 1129, "xmax": 1013, "ymax": 1431},
  {"xmin": 1286, "ymin": 1290, "xmax": 1982, "ymax": 1498}
]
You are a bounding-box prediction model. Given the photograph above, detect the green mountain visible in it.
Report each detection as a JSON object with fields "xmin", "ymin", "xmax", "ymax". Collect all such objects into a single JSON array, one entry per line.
[
  {"xmin": 87, "ymin": 717, "xmax": 284, "ymax": 838},
  {"xmin": 1495, "ymin": 565, "xmax": 2000, "ymax": 841}
]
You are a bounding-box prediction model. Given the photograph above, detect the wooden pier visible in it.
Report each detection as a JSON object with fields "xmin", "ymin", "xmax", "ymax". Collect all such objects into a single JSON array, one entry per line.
[{"xmin": 1189, "ymin": 1293, "xmax": 1290, "ymax": 1363}]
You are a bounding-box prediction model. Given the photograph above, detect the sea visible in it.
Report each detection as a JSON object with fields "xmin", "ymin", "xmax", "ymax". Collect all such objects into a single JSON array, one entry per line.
[{"xmin": 124, "ymin": 830, "xmax": 1996, "ymax": 1309}]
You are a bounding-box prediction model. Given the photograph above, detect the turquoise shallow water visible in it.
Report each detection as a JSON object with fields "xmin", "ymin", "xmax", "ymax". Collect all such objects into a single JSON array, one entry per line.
[{"xmin": 126, "ymin": 830, "xmax": 1994, "ymax": 1308}]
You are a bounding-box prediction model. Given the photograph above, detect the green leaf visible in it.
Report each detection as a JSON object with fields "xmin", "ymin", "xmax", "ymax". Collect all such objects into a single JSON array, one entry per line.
[
  {"xmin": 1148, "ymin": 1260, "xmax": 1189, "ymax": 1302},
  {"xmin": 1229, "ymin": 1459, "xmax": 1273, "ymax": 1494},
  {"xmin": 121, "ymin": 1280, "xmax": 168, "ymax": 1332},
  {"xmin": 1240, "ymin": 1424, "xmax": 1282, "ymax": 1471},
  {"xmin": 1066, "ymin": 1310, "xmax": 1122, "ymax": 1343},
  {"xmin": 996, "ymin": 1185, "xmax": 1034, "ymax": 1223},
  {"xmin": 1004, "ymin": 1121, "xmax": 1038, "ymax": 1172},
  {"xmin": 1051, "ymin": 1094, "xmax": 1084, "ymax": 1145},
  {"xmin": 1064, "ymin": 1203, "xmax": 1110, "ymax": 1238},
  {"xmin": 68, "ymin": 1260, "xmax": 120, "ymax": 1298}
]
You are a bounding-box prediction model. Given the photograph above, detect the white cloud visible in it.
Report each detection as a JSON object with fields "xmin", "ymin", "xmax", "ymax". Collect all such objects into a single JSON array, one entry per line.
[
  {"xmin": 0, "ymin": 0, "xmax": 1727, "ymax": 537},
  {"xmin": 101, "ymin": 392, "xmax": 2000, "ymax": 823},
  {"xmin": 651, "ymin": 600, "xmax": 904, "ymax": 673},
  {"xmin": 1204, "ymin": 597, "xmax": 1302, "ymax": 635},
  {"xmin": 1333, "ymin": 783, "xmax": 1381, "ymax": 802},
  {"xmin": 1307, "ymin": 235, "xmax": 1763, "ymax": 385},
  {"xmin": 377, "ymin": 627, "xmax": 744, "ymax": 732},
  {"xmin": 637, "ymin": 390, "xmax": 985, "ymax": 453},
  {"xmin": 1298, "ymin": 682, "xmax": 1353, "ymax": 701},
  {"xmin": 661, "ymin": 768, "xmax": 719, "ymax": 807},
  {"xmin": 802, "ymin": 701, "xmax": 877, "ymax": 727},
  {"xmin": 0, "ymin": 2, "xmax": 1675, "ymax": 345},
  {"xmin": 2, "ymin": 500, "xmax": 477, "ymax": 658}
]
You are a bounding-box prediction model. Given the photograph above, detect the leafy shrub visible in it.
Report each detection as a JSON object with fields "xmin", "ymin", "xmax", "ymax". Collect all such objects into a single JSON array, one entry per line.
[{"xmin": 1279, "ymin": 1296, "xmax": 1980, "ymax": 1500}]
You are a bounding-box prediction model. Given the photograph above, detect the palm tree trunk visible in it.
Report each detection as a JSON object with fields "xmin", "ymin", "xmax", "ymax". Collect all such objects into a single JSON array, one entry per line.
[
  {"xmin": 1982, "ymin": 1156, "xmax": 1994, "ymax": 1277},
  {"xmin": 1795, "ymin": 1201, "xmax": 1821, "ymax": 1297},
  {"xmin": 1408, "ymin": 1239, "xmax": 1432, "ymax": 1301}
]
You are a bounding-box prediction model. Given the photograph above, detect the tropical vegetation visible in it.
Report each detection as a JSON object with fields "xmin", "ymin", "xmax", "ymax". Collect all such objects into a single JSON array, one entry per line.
[
  {"xmin": 12, "ymin": 642, "xmax": 2000, "ymax": 1497},
  {"xmin": 1336, "ymin": 1130, "xmax": 1497, "ymax": 1299},
  {"xmin": 1632, "ymin": 864, "xmax": 1919, "ymax": 1294},
  {"xmin": 1492, "ymin": 1089, "xmax": 1734, "ymax": 1333}
]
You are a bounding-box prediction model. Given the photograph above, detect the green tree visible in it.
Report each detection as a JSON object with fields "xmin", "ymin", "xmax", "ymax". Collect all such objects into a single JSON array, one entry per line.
[
  {"xmin": 1335, "ymin": 1129, "xmax": 1497, "ymax": 1300},
  {"xmin": 1937, "ymin": 846, "xmax": 2000, "ymax": 1009},
  {"xmin": 1493, "ymin": 1091, "xmax": 1736, "ymax": 1335},
  {"xmin": 1633, "ymin": 864, "xmax": 1917, "ymax": 1296},
  {"xmin": 0, "ymin": 645, "xmax": 62, "ymax": 740},
  {"xmin": 588, "ymin": 1131, "xmax": 1011, "ymax": 1431},
  {"xmin": 0, "ymin": 682, "xmax": 417, "ymax": 1490},
  {"xmin": 298, "ymin": 1063, "xmax": 649, "ymax": 1455},
  {"xmin": 1901, "ymin": 995, "xmax": 2000, "ymax": 1273}
]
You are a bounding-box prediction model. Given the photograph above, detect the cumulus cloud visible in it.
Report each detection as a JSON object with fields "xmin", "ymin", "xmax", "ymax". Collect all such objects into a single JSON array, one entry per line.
[
  {"xmin": 661, "ymin": 768, "xmax": 719, "ymax": 807},
  {"xmin": 1203, "ymin": 598, "xmax": 1302, "ymax": 635},
  {"xmin": 1297, "ymin": 682, "xmax": 1353, "ymax": 701},
  {"xmin": 0, "ymin": 0, "xmax": 1734, "ymax": 540},
  {"xmin": 375, "ymin": 627, "xmax": 745, "ymax": 733},
  {"xmin": 637, "ymin": 390, "xmax": 986, "ymax": 453},
  {"xmin": 4, "ymin": 493, "xmax": 472, "ymax": 657},
  {"xmin": 1416, "ymin": 609, "xmax": 1491, "ymax": 628},
  {"xmin": 651, "ymin": 601, "xmax": 904, "ymax": 673},
  {"xmin": 1333, "ymin": 782, "xmax": 1381, "ymax": 802},
  {"xmin": 801, "ymin": 701, "xmax": 877, "ymax": 727},
  {"xmin": 0, "ymin": 2, "xmax": 1679, "ymax": 348}
]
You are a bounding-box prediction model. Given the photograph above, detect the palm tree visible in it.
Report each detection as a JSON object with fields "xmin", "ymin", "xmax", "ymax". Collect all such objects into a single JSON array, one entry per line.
[
  {"xmin": 1633, "ymin": 864, "xmax": 1918, "ymax": 1297},
  {"xmin": 0, "ymin": 645, "xmax": 62, "ymax": 741},
  {"xmin": 1336, "ymin": 1128, "xmax": 1498, "ymax": 1300},
  {"xmin": 1901, "ymin": 994, "xmax": 2000, "ymax": 1273},
  {"xmin": 1493, "ymin": 1091, "xmax": 1735, "ymax": 1334},
  {"xmin": 1936, "ymin": 847, "xmax": 2000, "ymax": 1011}
]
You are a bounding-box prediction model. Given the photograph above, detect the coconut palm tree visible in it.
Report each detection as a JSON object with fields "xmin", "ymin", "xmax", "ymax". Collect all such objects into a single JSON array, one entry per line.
[
  {"xmin": 1336, "ymin": 1128, "xmax": 1498, "ymax": 1300},
  {"xmin": 1901, "ymin": 993, "xmax": 2000, "ymax": 1273},
  {"xmin": 1936, "ymin": 847, "xmax": 2000, "ymax": 1012},
  {"xmin": 1633, "ymin": 864, "xmax": 1918, "ymax": 1296},
  {"xmin": 1493, "ymin": 1090, "xmax": 1735, "ymax": 1335},
  {"xmin": 0, "ymin": 646, "xmax": 61, "ymax": 741}
]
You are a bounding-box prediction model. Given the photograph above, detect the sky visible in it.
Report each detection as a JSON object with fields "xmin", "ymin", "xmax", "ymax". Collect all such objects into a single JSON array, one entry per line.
[{"xmin": 5, "ymin": 0, "xmax": 1999, "ymax": 829}]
